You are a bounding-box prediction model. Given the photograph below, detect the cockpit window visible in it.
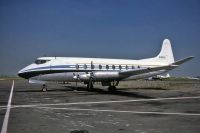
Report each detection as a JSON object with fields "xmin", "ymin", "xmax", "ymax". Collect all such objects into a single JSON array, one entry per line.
[{"xmin": 35, "ymin": 59, "xmax": 50, "ymax": 64}]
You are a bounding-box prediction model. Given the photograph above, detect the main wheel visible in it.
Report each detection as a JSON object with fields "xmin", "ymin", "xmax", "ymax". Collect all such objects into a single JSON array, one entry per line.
[
  {"xmin": 42, "ymin": 84, "xmax": 47, "ymax": 92},
  {"xmin": 87, "ymin": 80, "xmax": 93, "ymax": 91},
  {"xmin": 108, "ymin": 86, "xmax": 116, "ymax": 92}
]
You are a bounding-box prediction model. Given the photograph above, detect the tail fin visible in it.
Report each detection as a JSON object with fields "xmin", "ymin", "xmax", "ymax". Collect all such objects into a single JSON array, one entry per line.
[
  {"xmin": 166, "ymin": 73, "xmax": 170, "ymax": 78},
  {"xmin": 156, "ymin": 39, "xmax": 175, "ymax": 64}
]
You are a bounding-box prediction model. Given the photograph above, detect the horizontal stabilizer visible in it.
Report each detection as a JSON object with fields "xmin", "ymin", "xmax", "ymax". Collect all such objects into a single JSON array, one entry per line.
[
  {"xmin": 172, "ymin": 56, "xmax": 194, "ymax": 65},
  {"xmin": 120, "ymin": 56, "xmax": 194, "ymax": 77}
]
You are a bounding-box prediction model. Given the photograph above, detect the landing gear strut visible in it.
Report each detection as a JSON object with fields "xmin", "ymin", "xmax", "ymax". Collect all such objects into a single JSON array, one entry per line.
[
  {"xmin": 42, "ymin": 84, "xmax": 47, "ymax": 92},
  {"xmin": 87, "ymin": 78, "xmax": 94, "ymax": 91},
  {"xmin": 108, "ymin": 86, "xmax": 116, "ymax": 92},
  {"xmin": 108, "ymin": 81, "xmax": 119, "ymax": 92}
]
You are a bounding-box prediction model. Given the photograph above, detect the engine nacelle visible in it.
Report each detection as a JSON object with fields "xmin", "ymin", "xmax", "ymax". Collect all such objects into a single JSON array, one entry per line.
[
  {"xmin": 79, "ymin": 72, "xmax": 120, "ymax": 81},
  {"xmin": 93, "ymin": 71, "xmax": 119, "ymax": 80},
  {"xmin": 79, "ymin": 73, "xmax": 91, "ymax": 81}
]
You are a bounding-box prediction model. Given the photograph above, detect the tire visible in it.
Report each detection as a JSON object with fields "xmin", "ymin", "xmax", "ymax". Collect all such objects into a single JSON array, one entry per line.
[
  {"xmin": 108, "ymin": 86, "xmax": 116, "ymax": 92},
  {"xmin": 42, "ymin": 85, "xmax": 47, "ymax": 92}
]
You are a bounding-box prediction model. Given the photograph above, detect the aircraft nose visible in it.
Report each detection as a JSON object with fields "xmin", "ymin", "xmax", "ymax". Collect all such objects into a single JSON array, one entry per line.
[
  {"xmin": 18, "ymin": 66, "xmax": 31, "ymax": 79},
  {"xmin": 18, "ymin": 69, "xmax": 27, "ymax": 79},
  {"xmin": 18, "ymin": 63, "xmax": 36, "ymax": 79},
  {"xmin": 18, "ymin": 72, "xmax": 25, "ymax": 78}
]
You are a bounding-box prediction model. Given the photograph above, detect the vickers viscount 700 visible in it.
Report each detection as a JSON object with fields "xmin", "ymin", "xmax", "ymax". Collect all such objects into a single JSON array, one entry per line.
[{"xmin": 18, "ymin": 39, "xmax": 194, "ymax": 91}]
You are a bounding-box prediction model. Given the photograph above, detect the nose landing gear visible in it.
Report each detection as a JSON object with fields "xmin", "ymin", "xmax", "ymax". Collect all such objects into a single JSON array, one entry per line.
[{"xmin": 42, "ymin": 84, "xmax": 47, "ymax": 92}]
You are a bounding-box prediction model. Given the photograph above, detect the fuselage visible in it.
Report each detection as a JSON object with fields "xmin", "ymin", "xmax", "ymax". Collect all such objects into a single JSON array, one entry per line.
[{"xmin": 18, "ymin": 56, "xmax": 167, "ymax": 82}]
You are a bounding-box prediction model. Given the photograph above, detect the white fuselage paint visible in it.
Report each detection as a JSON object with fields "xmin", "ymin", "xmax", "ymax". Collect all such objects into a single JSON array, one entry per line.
[{"xmin": 18, "ymin": 57, "xmax": 168, "ymax": 82}]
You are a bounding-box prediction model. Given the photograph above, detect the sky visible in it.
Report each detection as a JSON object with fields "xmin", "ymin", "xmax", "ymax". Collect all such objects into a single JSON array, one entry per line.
[{"xmin": 0, "ymin": 0, "xmax": 199, "ymax": 76}]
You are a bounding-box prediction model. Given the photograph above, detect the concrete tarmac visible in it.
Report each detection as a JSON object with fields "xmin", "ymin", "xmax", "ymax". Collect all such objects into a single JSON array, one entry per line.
[{"xmin": 0, "ymin": 79, "xmax": 200, "ymax": 133}]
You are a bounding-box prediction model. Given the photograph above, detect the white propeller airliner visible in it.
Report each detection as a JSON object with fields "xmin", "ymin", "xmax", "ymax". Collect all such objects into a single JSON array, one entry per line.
[{"xmin": 18, "ymin": 39, "xmax": 194, "ymax": 91}]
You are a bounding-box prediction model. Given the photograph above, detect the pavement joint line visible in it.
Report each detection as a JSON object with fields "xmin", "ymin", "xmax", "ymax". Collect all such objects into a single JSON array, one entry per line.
[
  {"xmin": 35, "ymin": 106, "xmax": 200, "ymax": 116},
  {"xmin": 1, "ymin": 80, "xmax": 14, "ymax": 133},
  {"xmin": 1, "ymin": 96, "xmax": 200, "ymax": 109}
]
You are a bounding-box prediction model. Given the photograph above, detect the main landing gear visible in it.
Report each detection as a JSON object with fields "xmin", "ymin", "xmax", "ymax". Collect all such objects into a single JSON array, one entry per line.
[
  {"xmin": 42, "ymin": 84, "xmax": 47, "ymax": 92},
  {"xmin": 108, "ymin": 81, "xmax": 119, "ymax": 92},
  {"xmin": 86, "ymin": 78, "xmax": 94, "ymax": 91}
]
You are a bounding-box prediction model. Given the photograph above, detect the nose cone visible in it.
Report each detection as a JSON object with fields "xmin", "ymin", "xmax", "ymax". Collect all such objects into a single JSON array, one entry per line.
[
  {"xmin": 18, "ymin": 64, "xmax": 35, "ymax": 79},
  {"xmin": 18, "ymin": 68, "xmax": 28, "ymax": 79},
  {"xmin": 18, "ymin": 73, "xmax": 25, "ymax": 79}
]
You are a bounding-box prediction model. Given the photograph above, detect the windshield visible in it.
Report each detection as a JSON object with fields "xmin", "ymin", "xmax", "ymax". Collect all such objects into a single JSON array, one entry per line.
[{"xmin": 35, "ymin": 59, "xmax": 50, "ymax": 64}]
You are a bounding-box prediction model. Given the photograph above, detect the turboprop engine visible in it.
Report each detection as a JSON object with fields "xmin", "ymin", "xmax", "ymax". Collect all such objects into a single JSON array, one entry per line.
[{"xmin": 78, "ymin": 71, "xmax": 120, "ymax": 81}]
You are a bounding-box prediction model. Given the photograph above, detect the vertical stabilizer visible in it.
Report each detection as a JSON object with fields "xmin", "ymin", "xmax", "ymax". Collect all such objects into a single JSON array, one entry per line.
[
  {"xmin": 166, "ymin": 73, "xmax": 170, "ymax": 78},
  {"xmin": 156, "ymin": 39, "xmax": 175, "ymax": 64}
]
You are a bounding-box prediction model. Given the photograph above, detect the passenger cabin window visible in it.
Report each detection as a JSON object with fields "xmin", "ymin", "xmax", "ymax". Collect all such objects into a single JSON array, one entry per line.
[
  {"xmin": 106, "ymin": 65, "xmax": 109, "ymax": 70},
  {"xmin": 112, "ymin": 65, "xmax": 115, "ymax": 70},
  {"xmin": 99, "ymin": 64, "xmax": 102, "ymax": 69},
  {"xmin": 91, "ymin": 64, "xmax": 95, "ymax": 69},
  {"xmin": 84, "ymin": 64, "xmax": 87, "ymax": 69},
  {"xmin": 90, "ymin": 61, "xmax": 95, "ymax": 70},
  {"xmin": 126, "ymin": 65, "xmax": 128, "ymax": 70},
  {"xmin": 119, "ymin": 65, "xmax": 122, "ymax": 70},
  {"xmin": 76, "ymin": 64, "xmax": 79, "ymax": 69},
  {"xmin": 35, "ymin": 59, "xmax": 50, "ymax": 64}
]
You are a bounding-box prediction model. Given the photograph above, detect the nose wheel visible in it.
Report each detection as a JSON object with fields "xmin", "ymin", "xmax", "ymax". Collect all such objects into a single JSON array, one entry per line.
[{"xmin": 42, "ymin": 84, "xmax": 47, "ymax": 92}]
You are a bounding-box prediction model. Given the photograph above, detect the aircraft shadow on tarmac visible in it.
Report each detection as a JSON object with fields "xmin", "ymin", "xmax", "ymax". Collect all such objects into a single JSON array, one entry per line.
[
  {"xmin": 15, "ymin": 88, "xmax": 73, "ymax": 93},
  {"xmin": 66, "ymin": 86, "xmax": 154, "ymax": 99},
  {"xmin": 16, "ymin": 86, "xmax": 154, "ymax": 99}
]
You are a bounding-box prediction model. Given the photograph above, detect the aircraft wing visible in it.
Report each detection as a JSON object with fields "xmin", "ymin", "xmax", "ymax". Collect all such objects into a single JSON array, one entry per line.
[{"xmin": 119, "ymin": 65, "xmax": 177, "ymax": 76}]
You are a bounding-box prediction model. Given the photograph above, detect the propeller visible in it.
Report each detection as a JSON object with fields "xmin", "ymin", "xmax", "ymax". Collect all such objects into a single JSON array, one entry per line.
[
  {"xmin": 73, "ymin": 73, "xmax": 80, "ymax": 89},
  {"xmin": 88, "ymin": 61, "xmax": 94, "ymax": 89}
]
